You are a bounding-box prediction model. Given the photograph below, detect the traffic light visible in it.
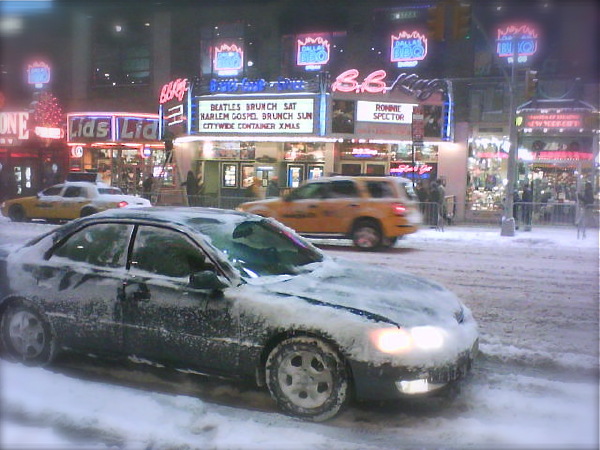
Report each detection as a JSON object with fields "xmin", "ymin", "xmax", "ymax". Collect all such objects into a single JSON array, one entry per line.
[
  {"xmin": 525, "ymin": 69, "xmax": 538, "ymax": 98},
  {"xmin": 451, "ymin": 2, "xmax": 471, "ymax": 40},
  {"xmin": 427, "ymin": 3, "xmax": 446, "ymax": 42}
]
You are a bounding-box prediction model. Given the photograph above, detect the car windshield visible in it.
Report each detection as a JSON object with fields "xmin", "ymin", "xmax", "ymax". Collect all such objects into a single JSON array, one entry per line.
[{"xmin": 187, "ymin": 216, "xmax": 324, "ymax": 279}]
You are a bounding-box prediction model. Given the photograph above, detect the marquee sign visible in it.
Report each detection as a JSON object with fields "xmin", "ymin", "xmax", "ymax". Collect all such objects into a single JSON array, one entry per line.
[
  {"xmin": 496, "ymin": 24, "xmax": 538, "ymax": 63},
  {"xmin": 297, "ymin": 35, "xmax": 330, "ymax": 71},
  {"xmin": 356, "ymin": 101, "xmax": 415, "ymax": 124},
  {"xmin": 213, "ymin": 43, "xmax": 244, "ymax": 76},
  {"xmin": 197, "ymin": 98, "xmax": 315, "ymax": 134},
  {"xmin": 390, "ymin": 31, "xmax": 427, "ymax": 68}
]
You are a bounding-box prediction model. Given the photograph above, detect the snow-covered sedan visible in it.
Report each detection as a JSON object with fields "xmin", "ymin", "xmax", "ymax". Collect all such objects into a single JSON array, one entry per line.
[
  {"xmin": 0, "ymin": 207, "xmax": 478, "ymax": 421},
  {"xmin": 0, "ymin": 181, "xmax": 151, "ymax": 222}
]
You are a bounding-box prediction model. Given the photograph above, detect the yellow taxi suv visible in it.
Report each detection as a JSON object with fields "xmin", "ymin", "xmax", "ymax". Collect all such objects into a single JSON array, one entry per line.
[
  {"xmin": 237, "ymin": 176, "xmax": 422, "ymax": 250},
  {"xmin": 1, "ymin": 181, "xmax": 151, "ymax": 222}
]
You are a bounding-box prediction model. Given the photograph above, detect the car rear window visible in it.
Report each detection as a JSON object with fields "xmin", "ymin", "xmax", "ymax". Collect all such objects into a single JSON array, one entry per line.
[{"xmin": 365, "ymin": 181, "xmax": 396, "ymax": 198}]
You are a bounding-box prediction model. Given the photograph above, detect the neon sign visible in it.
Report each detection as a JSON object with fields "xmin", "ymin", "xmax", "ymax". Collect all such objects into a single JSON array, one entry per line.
[
  {"xmin": 34, "ymin": 126, "xmax": 62, "ymax": 139},
  {"xmin": 496, "ymin": 24, "xmax": 538, "ymax": 63},
  {"xmin": 27, "ymin": 61, "xmax": 51, "ymax": 87},
  {"xmin": 390, "ymin": 31, "xmax": 427, "ymax": 68},
  {"xmin": 213, "ymin": 43, "xmax": 244, "ymax": 75},
  {"xmin": 297, "ymin": 36, "xmax": 330, "ymax": 70},
  {"xmin": 331, "ymin": 69, "xmax": 445, "ymax": 100},
  {"xmin": 159, "ymin": 78, "xmax": 188, "ymax": 104},
  {"xmin": 391, "ymin": 163, "xmax": 434, "ymax": 175},
  {"xmin": 209, "ymin": 77, "xmax": 305, "ymax": 93},
  {"xmin": 520, "ymin": 113, "xmax": 583, "ymax": 129}
]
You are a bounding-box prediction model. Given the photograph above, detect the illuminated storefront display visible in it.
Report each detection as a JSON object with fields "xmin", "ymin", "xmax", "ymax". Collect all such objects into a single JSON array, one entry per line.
[{"xmin": 66, "ymin": 112, "xmax": 163, "ymax": 192}]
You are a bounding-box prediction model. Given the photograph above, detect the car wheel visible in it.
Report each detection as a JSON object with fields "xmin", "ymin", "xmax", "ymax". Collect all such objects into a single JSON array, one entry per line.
[
  {"xmin": 8, "ymin": 205, "xmax": 27, "ymax": 222},
  {"xmin": 1, "ymin": 302, "xmax": 56, "ymax": 366},
  {"xmin": 265, "ymin": 336, "xmax": 349, "ymax": 421},
  {"xmin": 80, "ymin": 207, "xmax": 97, "ymax": 217},
  {"xmin": 351, "ymin": 220, "xmax": 382, "ymax": 250}
]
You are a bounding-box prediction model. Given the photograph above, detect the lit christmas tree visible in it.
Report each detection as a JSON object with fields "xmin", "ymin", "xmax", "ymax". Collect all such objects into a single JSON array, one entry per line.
[{"xmin": 32, "ymin": 91, "xmax": 63, "ymax": 128}]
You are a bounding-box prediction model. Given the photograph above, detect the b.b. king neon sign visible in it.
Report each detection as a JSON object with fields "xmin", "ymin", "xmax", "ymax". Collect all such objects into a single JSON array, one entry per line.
[
  {"xmin": 390, "ymin": 31, "xmax": 428, "ymax": 68},
  {"xmin": 297, "ymin": 36, "xmax": 330, "ymax": 71},
  {"xmin": 496, "ymin": 24, "xmax": 538, "ymax": 63},
  {"xmin": 213, "ymin": 43, "xmax": 244, "ymax": 76}
]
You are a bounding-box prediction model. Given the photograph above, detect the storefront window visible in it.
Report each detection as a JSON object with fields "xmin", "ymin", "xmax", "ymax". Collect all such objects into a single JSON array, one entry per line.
[
  {"xmin": 391, "ymin": 143, "xmax": 438, "ymax": 162},
  {"xmin": 466, "ymin": 137, "xmax": 509, "ymax": 211},
  {"xmin": 283, "ymin": 143, "xmax": 325, "ymax": 162}
]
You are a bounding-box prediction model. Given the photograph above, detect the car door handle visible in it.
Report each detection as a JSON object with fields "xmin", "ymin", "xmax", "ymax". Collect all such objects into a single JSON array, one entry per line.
[
  {"xmin": 308, "ymin": 205, "xmax": 318, "ymax": 209},
  {"xmin": 348, "ymin": 204, "xmax": 359, "ymax": 207}
]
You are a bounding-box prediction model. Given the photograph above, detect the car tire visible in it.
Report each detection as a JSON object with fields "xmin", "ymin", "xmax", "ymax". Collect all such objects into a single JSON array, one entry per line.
[
  {"xmin": 265, "ymin": 336, "xmax": 349, "ymax": 421},
  {"xmin": 80, "ymin": 207, "xmax": 97, "ymax": 217},
  {"xmin": 8, "ymin": 205, "xmax": 27, "ymax": 222},
  {"xmin": 0, "ymin": 302, "xmax": 56, "ymax": 366},
  {"xmin": 351, "ymin": 219, "xmax": 382, "ymax": 250}
]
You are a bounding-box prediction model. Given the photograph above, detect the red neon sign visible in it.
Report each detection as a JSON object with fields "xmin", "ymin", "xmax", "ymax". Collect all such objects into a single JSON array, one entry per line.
[
  {"xmin": 331, "ymin": 69, "xmax": 388, "ymax": 93},
  {"xmin": 391, "ymin": 163, "xmax": 433, "ymax": 175},
  {"xmin": 524, "ymin": 113, "xmax": 583, "ymax": 129},
  {"xmin": 159, "ymin": 78, "xmax": 188, "ymax": 104}
]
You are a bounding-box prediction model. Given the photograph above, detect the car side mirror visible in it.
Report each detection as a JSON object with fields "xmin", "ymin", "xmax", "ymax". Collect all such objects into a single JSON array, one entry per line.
[{"xmin": 190, "ymin": 270, "xmax": 229, "ymax": 290}]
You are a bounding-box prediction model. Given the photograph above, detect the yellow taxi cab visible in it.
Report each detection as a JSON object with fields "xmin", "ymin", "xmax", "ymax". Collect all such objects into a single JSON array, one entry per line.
[
  {"xmin": 237, "ymin": 176, "xmax": 422, "ymax": 249},
  {"xmin": 1, "ymin": 181, "xmax": 151, "ymax": 222}
]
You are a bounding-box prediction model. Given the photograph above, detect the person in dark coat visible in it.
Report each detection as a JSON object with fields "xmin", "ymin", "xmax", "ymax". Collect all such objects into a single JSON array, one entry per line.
[
  {"xmin": 142, "ymin": 173, "xmax": 154, "ymax": 201},
  {"xmin": 521, "ymin": 182, "xmax": 533, "ymax": 229},
  {"xmin": 577, "ymin": 181, "xmax": 594, "ymax": 239},
  {"xmin": 182, "ymin": 170, "xmax": 202, "ymax": 206}
]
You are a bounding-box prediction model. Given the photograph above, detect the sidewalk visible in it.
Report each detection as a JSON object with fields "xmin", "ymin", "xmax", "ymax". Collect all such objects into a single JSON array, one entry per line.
[{"xmin": 405, "ymin": 224, "xmax": 599, "ymax": 249}]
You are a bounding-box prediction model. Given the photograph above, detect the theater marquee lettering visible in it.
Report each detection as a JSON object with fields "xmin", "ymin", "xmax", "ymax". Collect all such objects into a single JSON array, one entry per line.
[{"xmin": 197, "ymin": 99, "xmax": 315, "ymax": 133}]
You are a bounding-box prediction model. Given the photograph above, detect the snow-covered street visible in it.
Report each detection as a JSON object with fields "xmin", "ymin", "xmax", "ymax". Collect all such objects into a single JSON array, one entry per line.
[{"xmin": 1, "ymin": 218, "xmax": 598, "ymax": 449}]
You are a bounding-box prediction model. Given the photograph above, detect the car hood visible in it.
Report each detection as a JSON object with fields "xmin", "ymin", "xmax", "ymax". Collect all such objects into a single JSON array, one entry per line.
[{"xmin": 249, "ymin": 257, "xmax": 465, "ymax": 328}]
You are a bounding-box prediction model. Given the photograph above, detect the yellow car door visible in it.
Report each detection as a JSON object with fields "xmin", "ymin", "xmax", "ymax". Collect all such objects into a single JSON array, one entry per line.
[
  {"xmin": 317, "ymin": 180, "xmax": 362, "ymax": 233},
  {"xmin": 60, "ymin": 185, "xmax": 91, "ymax": 219},
  {"xmin": 28, "ymin": 184, "xmax": 65, "ymax": 220},
  {"xmin": 277, "ymin": 182, "xmax": 329, "ymax": 233}
]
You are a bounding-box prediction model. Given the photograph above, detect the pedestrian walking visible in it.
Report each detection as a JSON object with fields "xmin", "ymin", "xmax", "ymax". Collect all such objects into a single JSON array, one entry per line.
[{"xmin": 577, "ymin": 181, "xmax": 594, "ymax": 239}]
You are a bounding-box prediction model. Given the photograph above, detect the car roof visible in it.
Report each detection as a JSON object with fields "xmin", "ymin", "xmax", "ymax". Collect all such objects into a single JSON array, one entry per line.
[{"xmin": 82, "ymin": 206, "xmax": 252, "ymax": 228}]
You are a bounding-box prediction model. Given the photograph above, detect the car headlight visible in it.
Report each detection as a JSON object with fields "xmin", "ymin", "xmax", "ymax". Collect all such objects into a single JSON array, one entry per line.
[{"xmin": 371, "ymin": 326, "xmax": 445, "ymax": 354}]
